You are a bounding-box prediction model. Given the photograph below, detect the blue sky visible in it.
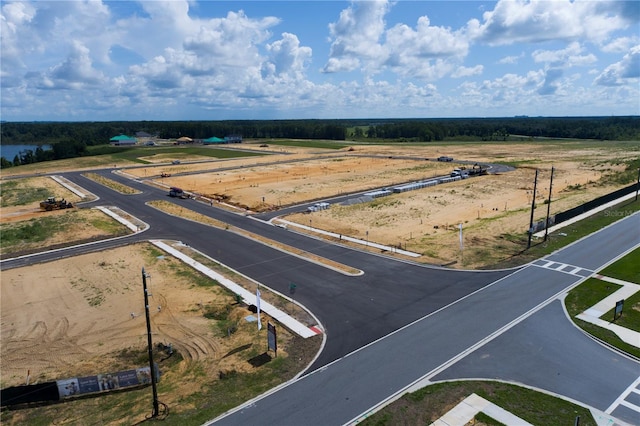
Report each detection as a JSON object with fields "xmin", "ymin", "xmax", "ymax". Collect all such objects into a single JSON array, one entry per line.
[{"xmin": 1, "ymin": 0, "xmax": 638, "ymax": 121}]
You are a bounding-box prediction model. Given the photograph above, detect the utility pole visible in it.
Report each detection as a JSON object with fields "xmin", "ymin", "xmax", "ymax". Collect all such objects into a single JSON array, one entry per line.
[
  {"xmin": 142, "ymin": 267, "xmax": 159, "ymax": 418},
  {"xmin": 636, "ymin": 167, "xmax": 640, "ymax": 201},
  {"xmin": 544, "ymin": 166, "xmax": 555, "ymax": 241},
  {"xmin": 527, "ymin": 169, "xmax": 539, "ymax": 249}
]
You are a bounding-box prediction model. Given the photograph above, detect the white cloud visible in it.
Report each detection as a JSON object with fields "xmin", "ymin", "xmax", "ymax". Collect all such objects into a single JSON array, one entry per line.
[
  {"xmin": 601, "ymin": 36, "xmax": 640, "ymax": 53},
  {"xmin": 385, "ymin": 16, "xmax": 469, "ymax": 60},
  {"xmin": 323, "ymin": 1, "xmax": 471, "ymax": 82},
  {"xmin": 467, "ymin": 0, "xmax": 631, "ymax": 46},
  {"xmin": 1, "ymin": 2, "xmax": 37, "ymax": 73},
  {"xmin": 183, "ymin": 10, "xmax": 278, "ymax": 67},
  {"xmin": 451, "ymin": 65, "xmax": 483, "ymax": 78},
  {"xmin": 537, "ymin": 68, "xmax": 564, "ymax": 95},
  {"xmin": 384, "ymin": 15, "xmax": 469, "ymax": 79},
  {"xmin": 26, "ymin": 41, "xmax": 106, "ymax": 91},
  {"xmin": 532, "ymin": 42, "xmax": 597, "ymax": 67},
  {"xmin": 263, "ymin": 33, "xmax": 312, "ymax": 81},
  {"xmin": 116, "ymin": 8, "xmax": 286, "ymax": 101},
  {"xmin": 595, "ymin": 45, "xmax": 640, "ymax": 86},
  {"xmin": 322, "ymin": 0, "xmax": 389, "ymax": 73},
  {"xmin": 1, "ymin": 0, "xmax": 638, "ymax": 120},
  {"xmin": 498, "ymin": 53, "xmax": 524, "ymax": 65}
]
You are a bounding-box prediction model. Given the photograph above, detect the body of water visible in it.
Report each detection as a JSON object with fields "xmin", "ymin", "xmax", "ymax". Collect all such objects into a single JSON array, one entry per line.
[{"xmin": 1, "ymin": 144, "xmax": 52, "ymax": 160}]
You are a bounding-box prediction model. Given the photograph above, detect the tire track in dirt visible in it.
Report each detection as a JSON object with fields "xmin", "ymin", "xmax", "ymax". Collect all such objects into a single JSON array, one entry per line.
[
  {"xmin": 1, "ymin": 317, "xmax": 91, "ymax": 383},
  {"xmin": 151, "ymin": 293, "xmax": 219, "ymax": 361}
]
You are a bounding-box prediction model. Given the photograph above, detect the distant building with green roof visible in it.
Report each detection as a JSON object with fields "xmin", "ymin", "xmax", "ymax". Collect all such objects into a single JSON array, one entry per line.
[
  {"xmin": 203, "ymin": 137, "xmax": 225, "ymax": 144},
  {"xmin": 109, "ymin": 134, "xmax": 137, "ymax": 145}
]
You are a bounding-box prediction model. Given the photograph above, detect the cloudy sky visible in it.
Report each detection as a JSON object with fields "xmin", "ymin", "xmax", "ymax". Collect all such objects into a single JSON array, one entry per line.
[{"xmin": 1, "ymin": 0, "xmax": 639, "ymax": 121}]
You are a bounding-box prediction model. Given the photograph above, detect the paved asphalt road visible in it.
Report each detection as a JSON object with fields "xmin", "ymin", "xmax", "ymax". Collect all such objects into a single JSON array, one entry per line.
[
  {"xmin": 208, "ymin": 210, "xmax": 639, "ymax": 426},
  {"xmin": 2, "ymin": 170, "xmax": 511, "ymax": 370},
  {"xmin": 2, "ymin": 167, "xmax": 638, "ymax": 425},
  {"xmin": 435, "ymin": 300, "xmax": 640, "ymax": 424}
]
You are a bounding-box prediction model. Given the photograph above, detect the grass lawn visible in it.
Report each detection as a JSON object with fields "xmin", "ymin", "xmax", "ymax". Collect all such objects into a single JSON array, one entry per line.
[
  {"xmin": 0, "ymin": 209, "xmax": 130, "ymax": 257},
  {"xmin": 596, "ymin": 247, "xmax": 640, "ymax": 333},
  {"xmin": 600, "ymin": 247, "xmax": 640, "ymax": 284},
  {"xmin": 601, "ymin": 290, "xmax": 640, "ymax": 333},
  {"xmin": 565, "ymin": 274, "xmax": 640, "ymax": 358},
  {"xmin": 257, "ymin": 139, "xmax": 350, "ymax": 150},
  {"xmin": 106, "ymin": 146, "xmax": 264, "ymax": 164},
  {"xmin": 358, "ymin": 380, "xmax": 596, "ymax": 426}
]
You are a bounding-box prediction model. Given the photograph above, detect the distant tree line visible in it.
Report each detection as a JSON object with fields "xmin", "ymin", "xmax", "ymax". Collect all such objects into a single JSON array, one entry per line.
[
  {"xmin": 1, "ymin": 116, "xmax": 638, "ymax": 168},
  {"xmin": 356, "ymin": 116, "xmax": 640, "ymax": 141},
  {"xmin": 1, "ymin": 140, "xmax": 89, "ymax": 168}
]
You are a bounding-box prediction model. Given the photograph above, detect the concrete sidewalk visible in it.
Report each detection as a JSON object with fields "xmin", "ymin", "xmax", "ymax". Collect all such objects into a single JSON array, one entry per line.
[
  {"xmin": 150, "ymin": 240, "xmax": 321, "ymax": 339},
  {"xmin": 94, "ymin": 206, "xmax": 147, "ymax": 233},
  {"xmin": 576, "ymin": 274, "xmax": 640, "ymax": 348},
  {"xmin": 429, "ymin": 391, "xmax": 633, "ymax": 426},
  {"xmin": 429, "ymin": 393, "xmax": 534, "ymax": 426}
]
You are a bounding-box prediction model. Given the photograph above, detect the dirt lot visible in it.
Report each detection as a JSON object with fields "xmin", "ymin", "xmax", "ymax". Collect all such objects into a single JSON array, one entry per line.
[
  {"xmin": 129, "ymin": 141, "xmax": 637, "ymax": 267},
  {"xmin": 1, "ymin": 241, "xmax": 318, "ymax": 424}
]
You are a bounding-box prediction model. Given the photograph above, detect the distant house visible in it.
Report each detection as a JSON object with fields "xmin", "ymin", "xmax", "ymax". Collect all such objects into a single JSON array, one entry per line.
[
  {"xmin": 135, "ymin": 131, "xmax": 154, "ymax": 138},
  {"xmin": 225, "ymin": 134, "xmax": 243, "ymax": 143},
  {"xmin": 175, "ymin": 136, "xmax": 193, "ymax": 144},
  {"xmin": 203, "ymin": 135, "xmax": 242, "ymax": 144},
  {"xmin": 109, "ymin": 134, "xmax": 137, "ymax": 146},
  {"xmin": 203, "ymin": 137, "xmax": 225, "ymax": 145}
]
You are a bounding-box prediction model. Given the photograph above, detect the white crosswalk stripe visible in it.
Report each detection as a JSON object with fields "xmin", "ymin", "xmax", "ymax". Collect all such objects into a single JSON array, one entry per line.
[
  {"xmin": 532, "ymin": 259, "xmax": 593, "ymax": 277},
  {"xmin": 605, "ymin": 375, "xmax": 640, "ymax": 422}
]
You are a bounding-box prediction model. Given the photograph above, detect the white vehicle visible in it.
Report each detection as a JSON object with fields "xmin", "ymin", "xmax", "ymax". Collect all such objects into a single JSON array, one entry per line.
[
  {"xmin": 307, "ymin": 202, "xmax": 330, "ymax": 212},
  {"xmin": 451, "ymin": 168, "xmax": 469, "ymax": 179}
]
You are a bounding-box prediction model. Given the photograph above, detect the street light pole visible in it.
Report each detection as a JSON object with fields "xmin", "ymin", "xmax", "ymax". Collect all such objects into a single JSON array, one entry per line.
[{"xmin": 636, "ymin": 167, "xmax": 640, "ymax": 201}]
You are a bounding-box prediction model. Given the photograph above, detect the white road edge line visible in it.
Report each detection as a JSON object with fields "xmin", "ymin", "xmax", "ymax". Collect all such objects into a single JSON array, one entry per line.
[{"xmin": 346, "ymin": 268, "xmax": 589, "ymax": 426}]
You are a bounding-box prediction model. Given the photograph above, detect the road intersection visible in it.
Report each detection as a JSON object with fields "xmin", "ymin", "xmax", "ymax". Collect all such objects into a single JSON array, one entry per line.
[{"xmin": 2, "ymin": 167, "xmax": 638, "ymax": 425}]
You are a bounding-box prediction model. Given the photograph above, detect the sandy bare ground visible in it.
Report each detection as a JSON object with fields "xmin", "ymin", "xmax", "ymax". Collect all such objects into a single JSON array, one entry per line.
[
  {"xmin": 132, "ymin": 142, "xmax": 637, "ymax": 267},
  {"xmin": 0, "ymin": 241, "xmax": 303, "ymax": 391},
  {"xmin": 1, "ymin": 243, "xmax": 206, "ymax": 386},
  {"xmin": 0, "ymin": 176, "xmax": 85, "ymax": 223}
]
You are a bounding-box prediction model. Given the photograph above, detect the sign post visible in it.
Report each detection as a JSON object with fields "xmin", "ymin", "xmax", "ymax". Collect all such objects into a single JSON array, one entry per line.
[
  {"xmin": 267, "ymin": 322, "xmax": 277, "ymax": 357},
  {"xmin": 614, "ymin": 299, "xmax": 624, "ymax": 321}
]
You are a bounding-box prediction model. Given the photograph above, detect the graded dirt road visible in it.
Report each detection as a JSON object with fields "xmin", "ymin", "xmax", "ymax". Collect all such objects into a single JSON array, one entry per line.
[{"xmin": 128, "ymin": 141, "xmax": 637, "ymax": 267}]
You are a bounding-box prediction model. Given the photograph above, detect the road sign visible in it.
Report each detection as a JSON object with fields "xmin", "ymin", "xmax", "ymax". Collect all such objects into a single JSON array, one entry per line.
[{"xmin": 614, "ymin": 299, "xmax": 624, "ymax": 321}]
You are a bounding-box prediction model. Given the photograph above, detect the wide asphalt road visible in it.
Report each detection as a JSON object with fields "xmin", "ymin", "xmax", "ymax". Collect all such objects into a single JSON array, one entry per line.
[
  {"xmin": 208, "ymin": 210, "xmax": 639, "ymax": 425},
  {"xmin": 1, "ymin": 169, "xmax": 511, "ymax": 371}
]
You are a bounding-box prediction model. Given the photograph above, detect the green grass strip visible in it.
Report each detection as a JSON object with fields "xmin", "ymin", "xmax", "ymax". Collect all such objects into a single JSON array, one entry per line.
[
  {"xmin": 359, "ymin": 380, "xmax": 596, "ymax": 426},
  {"xmin": 565, "ymin": 277, "xmax": 640, "ymax": 358},
  {"xmin": 600, "ymin": 247, "xmax": 640, "ymax": 283}
]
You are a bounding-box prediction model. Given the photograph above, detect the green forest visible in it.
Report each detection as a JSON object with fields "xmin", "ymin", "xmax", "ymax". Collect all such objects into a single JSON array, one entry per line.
[{"xmin": 1, "ymin": 116, "xmax": 638, "ymax": 168}]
